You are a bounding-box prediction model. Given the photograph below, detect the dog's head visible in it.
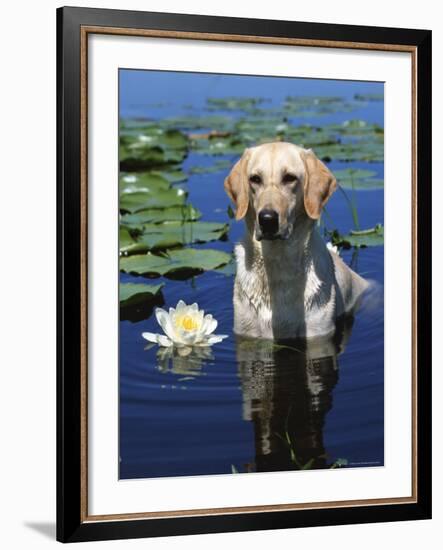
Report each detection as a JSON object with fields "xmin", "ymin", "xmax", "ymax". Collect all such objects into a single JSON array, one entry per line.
[{"xmin": 224, "ymin": 142, "xmax": 336, "ymax": 241}]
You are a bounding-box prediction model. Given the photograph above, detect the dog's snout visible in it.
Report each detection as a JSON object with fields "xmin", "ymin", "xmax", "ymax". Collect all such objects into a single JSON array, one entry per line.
[{"xmin": 258, "ymin": 209, "xmax": 279, "ymax": 234}]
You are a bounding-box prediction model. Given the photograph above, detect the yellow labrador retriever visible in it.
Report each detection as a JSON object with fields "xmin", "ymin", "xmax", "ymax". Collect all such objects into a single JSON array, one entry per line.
[{"xmin": 224, "ymin": 142, "xmax": 369, "ymax": 339}]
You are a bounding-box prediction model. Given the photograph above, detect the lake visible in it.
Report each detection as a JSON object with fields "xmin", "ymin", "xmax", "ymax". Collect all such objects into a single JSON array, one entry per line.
[{"xmin": 119, "ymin": 70, "xmax": 384, "ymax": 479}]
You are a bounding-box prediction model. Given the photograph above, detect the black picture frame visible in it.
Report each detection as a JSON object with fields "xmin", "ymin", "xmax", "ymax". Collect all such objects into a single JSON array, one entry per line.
[{"xmin": 57, "ymin": 6, "xmax": 432, "ymax": 543}]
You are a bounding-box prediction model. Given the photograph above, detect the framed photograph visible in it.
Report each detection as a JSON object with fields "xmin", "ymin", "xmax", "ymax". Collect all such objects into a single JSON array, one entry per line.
[{"xmin": 57, "ymin": 6, "xmax": 432, "ymax": 543}]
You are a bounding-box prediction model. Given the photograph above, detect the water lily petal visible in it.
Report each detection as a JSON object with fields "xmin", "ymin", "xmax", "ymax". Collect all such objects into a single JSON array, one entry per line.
[
  {"xmin": 195, "ymin": 309, "xmax": 204, "ymax": 325},
  {"xmin": 204, "ymin": 334, "xmax": 229, "ymax": 346},
  {"xmin": 176, "ymin": 327, "xmax": 200, "ymax": 345},
  {"xmin": 141, "ymin": 332, "xmax": 160, "ymax": 343},
  {"xmin": 155, "ymin": 308, "xmax": 177, "ymax": 340},
  {"xmin": 176, "ymin": 300, "xmax": 187, "ymax": 311},
  {"xmin": 202, "ymin": 314, "xmax": 218, "ymax": 336},
  {"xmin": 157, "ymin": 334, "xmax": 173, "ymax": 347},
  {"xmin": 190, "ymin": 302, "xmax": 199, "ymax": 312}
]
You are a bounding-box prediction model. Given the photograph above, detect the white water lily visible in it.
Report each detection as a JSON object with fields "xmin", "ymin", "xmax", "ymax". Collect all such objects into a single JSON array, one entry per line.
[
  {"xmin": 326, "ymin": 241, "xmax": 339, "ymax": 255},
  {"xmin": 142, "ymin": 300, "xmax": 228, "ymax": 349}
]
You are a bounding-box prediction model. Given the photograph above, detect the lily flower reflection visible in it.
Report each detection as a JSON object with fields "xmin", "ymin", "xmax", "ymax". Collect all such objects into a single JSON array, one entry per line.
[{"xmin": 156, "ymin": 345, "xmax": 215, "ymax": 376}]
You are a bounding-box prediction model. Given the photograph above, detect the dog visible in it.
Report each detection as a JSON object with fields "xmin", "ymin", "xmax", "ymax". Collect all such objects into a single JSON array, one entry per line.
[{"xmin": 224, "ymin": 142, "xmax": 369, "ymax": 340}]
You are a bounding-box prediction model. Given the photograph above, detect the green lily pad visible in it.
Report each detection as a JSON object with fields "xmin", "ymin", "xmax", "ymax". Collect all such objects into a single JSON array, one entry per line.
[
  {"xmin": 120, "ymin": 188, "xmax": 187, "ymax": 213},
  {"xmin": 331, "ymin": 224, "xmax": 384, "ymax": 248},
  {"xmin": 191, "ymin": 134, "xmax": 245, "ymax": 156},
  {"xmin": 215, "ymin": 259, "xmax": 237, "ymax": 276},
  {"xmin": 120, "ymin": 126, "xmax": 188, "ymax": 149},
  {"xmin": 120, "ymin": 248, "xmax": 232, "ymax": 277},
  {"xmin": 334, "ymin": 168, "xmax": 383, "ymax": 190},
  {"xmin": 120, "ymin": 282, "xmax": 164, "ymax": 307},
  {"xmin": 120, "ymin": 221, "xmax": 229, "ymax": 254},
  {"xmin": 120, "ymin": 205, "xmax": 202, "ymax": 227},
  {"xmin": 354, "ymin": 93, "xmax": 383, "ymax": 102},
  {"xmin": 314, "ymin": 142, "xmax": 384, "ymax": 163},
  {"xmin": 119, "ymin": 146, "xmax": 186, "ymax": 171},
  {"xmin": 120, "ymin": 127, "xmax": 189, "ymax": 170},
  {"xmin": 206, "ymin": 97, "xmax": 265, "ymax": 112},
  {"xmin": 282, "ymin": 96, "xmax": 360, "ymax": 117},
  {"xmin": 161, "ymin": 114, "xmax": 234, "ymax": 132},
  {"xmin": 334, "ymin": 168, "xmax": 376, "ymax": 179},
  {"xmin": 188, "ymin": 159, "xmax": 232, "ymax": 174},
  {"xmin": 119, "ymin": 226, "xmax": 136, "ymax": 250},
  {"xmin": 151, "ymin": 169, "xmax": 188, "ymax": 183},
  {"xmin": 338, "ymin": 119, "xmax": 384, "ymax": 136},
  {"xmin": 119, "ymin": 172, "xmax": 171, "ymax": 195}
]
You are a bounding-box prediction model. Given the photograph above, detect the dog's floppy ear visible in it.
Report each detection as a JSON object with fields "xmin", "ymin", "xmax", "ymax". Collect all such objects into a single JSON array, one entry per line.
[
  {"xmin": 224, "ymin": 149, "xmax": 250, "ymax": 220},
  {"xmin": 301, "ymin": 149, "xmax": 337, "ymax": 220}
]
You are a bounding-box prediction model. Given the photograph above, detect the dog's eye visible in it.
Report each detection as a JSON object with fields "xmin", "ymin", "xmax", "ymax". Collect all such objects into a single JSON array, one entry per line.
[
  {"xmin": 282, "ymin": 173, "xmax": 298, "ymax": 184},
  {"xmin": 249, "ymin": 174, "xmax": 262, "ymax": 185}
]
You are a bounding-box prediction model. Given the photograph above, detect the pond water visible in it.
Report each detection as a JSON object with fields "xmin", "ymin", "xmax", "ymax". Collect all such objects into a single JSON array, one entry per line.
[{"xmin": 119, "ymin": 71, "xmax": 384, "ymax": 479}]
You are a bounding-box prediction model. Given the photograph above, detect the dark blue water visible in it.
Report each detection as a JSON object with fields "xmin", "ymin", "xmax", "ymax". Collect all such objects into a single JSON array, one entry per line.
[{"xmin": 119, "ymin": 71, "xmax": 384, "ymax": 479}]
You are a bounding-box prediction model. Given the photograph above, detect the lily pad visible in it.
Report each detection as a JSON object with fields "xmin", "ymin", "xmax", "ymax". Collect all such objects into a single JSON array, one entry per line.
[
  {"xmin": 119, "ymin": 226, "xmax": 136, "ymax": 250},
  {"xmin": 215, "ymin": 259, "xmax": 237, "ymax": 276},
  {"xmin": 314, "ymin": 142, "xmax": 384, "ymax": 163},
  {"xmin": 119, "ymin": 172, "xmax": 171, "ymax": 195},
  {"xmin": 120, "ymin": 248, "xmax": 232, "ymax": 277},
  {"xmin": 120, "ymin": 127, "xmax": 189, "ymax": 170},
  {"xmin": 151, "ymin": 169, "xmax": 188, "ymax": 183},
  {"xmin": 120, "ymin": 282, "xmax": 164, "ymax": 307},
  {"xmin": 338, "ymin": 119, "xmax": 384, "ymax": 136},
  {"xmin": 120, "ymin": 188, "xmax": 187, "ymax": 213},
  {"xmin": 120, "ymin": 205, "xmax": 201, "ymax": 227},
  {"xmin": 188, "ymin": 159, "xmax": 232, "ymax": 174},
  {"xmin": 334, "ymin": 168, "xmax": 383, "ymax": 190},
  {"xmin": 120, "ymin": 282, "xmax": 165, "ymax": 322},
  {"xmin": 120, "ymin": 221, "xmax": 229, "ymax": 254},
  {"xmin": 354, "ymin": 93, "xmax": 383, "ymax": 102},
  {"xmin": 161, "ymin": 114, "xmax": 234, "ymax": 132},
  {"xmin": 206, "ymin": 97, "xmax": 265, "ymax": 112},
  {"xmin": 331, "ymin": 224, "xmax": 384, "ymax": 248},
  {"xmin": 191, "ymin": 135, "xmax": 245, "ymax": 156}
]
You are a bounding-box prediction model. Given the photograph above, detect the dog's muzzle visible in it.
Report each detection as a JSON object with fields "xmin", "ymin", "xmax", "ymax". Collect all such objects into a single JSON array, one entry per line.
[{"xmin": 257, "ymin": 209, "xmax": 280, "ymax": 240}]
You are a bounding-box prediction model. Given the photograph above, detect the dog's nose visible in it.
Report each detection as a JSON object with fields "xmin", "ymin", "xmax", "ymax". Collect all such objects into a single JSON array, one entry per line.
[{"xmin": 258, "ymin": 209, "xmax": 279, "ymax": 234}]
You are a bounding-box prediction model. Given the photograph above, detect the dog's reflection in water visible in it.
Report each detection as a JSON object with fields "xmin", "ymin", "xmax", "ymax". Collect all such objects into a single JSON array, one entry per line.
[{"xmin": 236, "ymin": 317, "xmax": 354, "ymax": 472}]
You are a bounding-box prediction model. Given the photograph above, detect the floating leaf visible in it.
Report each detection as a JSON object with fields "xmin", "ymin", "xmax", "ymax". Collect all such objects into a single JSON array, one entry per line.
[
  {"xmin": 161, "ymin": 114, "xmax": 234, "ymax": 132},
  {"xmin": 120, "ymin": 188, "xmax": 187, "ymax": 213},
  {"xmin": 334, "ymin": 168, "xmax": 383, "ymax": 190},
  {"xmin": 206, "ymin": 97, "xmax": 265, "ymax": 112},
  {"xmin": 120, "ymin": 221, "xmax": 229, "ymax": 254},
  {"xmin": 119, "ymin": 226, "xmax": 135, "ymax": 252},
  {"xmin": 331, "ymin": 224, "xmax": 384, "ymax": 248},
  {"xmin": 354, "ymin": 93, "xmax": 383, "ymax": 102},
  {"xmin": 120, "ymin": 282, "xmax": 164, "ymax": 307},
  {"xmin": 188, "ymin": 159, "xmax": 232, "ymax": 174},
  {"xmin": 119, "ymin": 172, "xmax": 171, "ymax": 195},
  {"xmin": 215, "ymin": 259, "xmax": 236, "ymax": 276},
  {"xmin": 314, "ymin": 142, "xmax": 383, "ymax": 163},
  {"xmin": 120, "ymin": 282, "xmax": 165, "ymax": 322},
  {"xmin": 120, "ymin": 248, "xmax": 232, "ymax": 277},
  {"xmin": 338, "ymin": 119, "xmax": 384, "ymax": 135},
  {"xmin": 151, "ymin": 169, "xmax": 188, "ymax": 183},
  {"xmin": 334, "ymin": 168, "xmax": 377, "ymax": 179},
  {"xmin": 120, "ymin": 127, "xmax": 189, "ymax": 170},
  {"xmin": 120, "ymin": 205, "xmax": 201, "ymax": 227},
  {"xmin": 191, "ymin": 135, "xmax": 245, "ymax": 156}
]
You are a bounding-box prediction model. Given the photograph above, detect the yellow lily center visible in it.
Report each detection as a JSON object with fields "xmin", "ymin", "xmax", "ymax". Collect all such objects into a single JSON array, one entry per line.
[{"xmin": 176, "ymin": 314, "xmax": 200, "ymax": 331}]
